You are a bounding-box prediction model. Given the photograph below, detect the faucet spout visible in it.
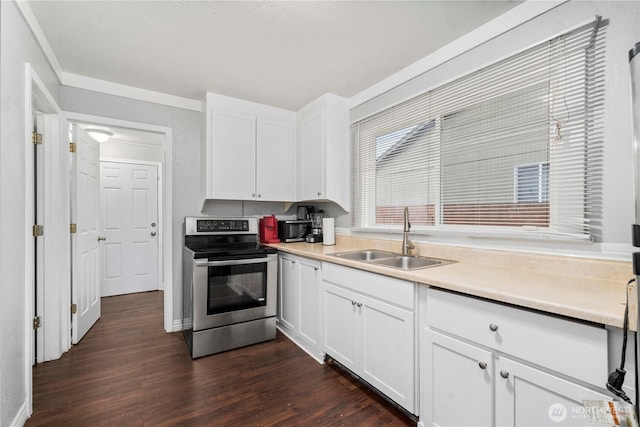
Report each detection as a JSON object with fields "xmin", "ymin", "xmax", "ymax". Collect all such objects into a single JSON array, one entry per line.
[{"xmin": 402, "ymin": 207, "xmax": 415, "ymax": 256}]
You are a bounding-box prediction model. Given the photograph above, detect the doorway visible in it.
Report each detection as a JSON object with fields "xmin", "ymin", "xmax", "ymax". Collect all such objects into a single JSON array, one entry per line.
[{"xmin": 65, "ymin": 113, "xmax": 174, "ymax": 334}]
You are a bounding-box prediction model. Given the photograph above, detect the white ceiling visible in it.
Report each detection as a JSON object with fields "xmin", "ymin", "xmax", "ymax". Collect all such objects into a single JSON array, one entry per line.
[{"xmin": 27, "ymin": 0, "xmax": 521, "ymax": 112}]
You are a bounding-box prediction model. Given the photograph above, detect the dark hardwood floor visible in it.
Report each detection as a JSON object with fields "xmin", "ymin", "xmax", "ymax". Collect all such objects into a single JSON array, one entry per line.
[{"xmin": 27, "ymin": 291, "xmax": 415, "ymax": 426}]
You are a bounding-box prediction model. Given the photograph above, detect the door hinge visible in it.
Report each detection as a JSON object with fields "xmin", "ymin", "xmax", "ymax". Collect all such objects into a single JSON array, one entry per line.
[
  {"xmin": 70, "ymin": 223, "xmax": 77, "ymax": 234},
  {"xmin": 71, "ymin": 303, "xmax": 77, "ymax": 314},
  {"xmin": 69, "ymin": 142, "xmax": 76, "ymax": 153},
  {"xmin": 33, "ymin": 316, "xmax": 41, "ymax": 330},
  {"xmin": 32, "ymin": 132, "xmax": 43, "ymax": 145},
  {"xmin": 32, "ymin": 224, "xmax": 44, "ymax": 237}
]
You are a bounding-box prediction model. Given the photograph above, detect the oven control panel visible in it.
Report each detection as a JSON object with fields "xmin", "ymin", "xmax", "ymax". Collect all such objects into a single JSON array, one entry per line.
[
  {"xmin": 185, "ymin": 217, "xmax": 258, "ymax": 235},
  {"xmin": 198, "ymin": 219, "xmax": 248, "ymax": 232}
]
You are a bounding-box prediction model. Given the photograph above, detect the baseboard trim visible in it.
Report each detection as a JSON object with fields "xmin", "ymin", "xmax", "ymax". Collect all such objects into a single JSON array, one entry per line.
[
  {"xmin": 172, "ymin": 319, "xmax": 185, "ymax": 332},
  {"xmin": 10, "ymin": 399, "xmax": 29, "ymax": 427}
]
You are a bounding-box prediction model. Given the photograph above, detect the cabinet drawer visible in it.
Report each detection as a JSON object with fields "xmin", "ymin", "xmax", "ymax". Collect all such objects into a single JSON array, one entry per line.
[
  {"xmin": 426, "ymin": 288, "xmax": 608, "ymax": 387},
  {"xmin": 323, "ymin": 262, "xmax": 414, "ymax": 310}
]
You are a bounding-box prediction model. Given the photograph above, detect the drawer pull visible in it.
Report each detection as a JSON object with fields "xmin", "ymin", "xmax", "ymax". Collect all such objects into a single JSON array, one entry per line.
[
  {"xmin": 357, "ymin": 302, "xmax": 362, "ymax": 308},
  {"xmin": 489, "ymin": 324, "xmax": 499, "ymax": 332},
  {"xmin": 500, "ymin": 370, "xmax": 509, "ymax": 379},
  {"xmin": 351, "ymin": 301, "xmax": 357, "ymax": 306},
  {"xmin": 478, "ymin": 362, "xmax": 487, "ymax": 370}
]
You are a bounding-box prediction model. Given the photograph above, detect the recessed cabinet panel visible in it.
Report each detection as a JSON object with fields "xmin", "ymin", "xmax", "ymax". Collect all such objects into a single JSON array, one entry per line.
[
  {"xmin": 210, "ymin": 110, "xmax": 255, "ymax": 200},
  {"xmin": 256, "ymin": 119, "xmax": 296, "ymax": 201},
  {"xmin": 323, "ymin": 283, "xmax": 359, "ymax": 371},
  {"xmin": 299, "ymin": 112, "xmax": 324, "ymax": 200},
  {"xmin": 360, "ymin": 297, "xmax": 415, "ymax": 413},
  {"xmin": 423, "ymin": 330, "xmax": 493, "ymax": 427},
  {"xmin": 495, "ymin": 357, "xmax": 611, "ymax": 427},
  {"xmin": 278, "ymin": 256, "xmax": 297, "ymax": 331},
  {"xmin": 298, "ymin": 260, "xmax": 321, "ymax": 347}
]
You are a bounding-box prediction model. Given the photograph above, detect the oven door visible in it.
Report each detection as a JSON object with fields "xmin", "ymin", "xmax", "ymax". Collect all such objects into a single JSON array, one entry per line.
[{"xmin": 192, "ymin": 253, "xmax": 277, "ymax": 331}]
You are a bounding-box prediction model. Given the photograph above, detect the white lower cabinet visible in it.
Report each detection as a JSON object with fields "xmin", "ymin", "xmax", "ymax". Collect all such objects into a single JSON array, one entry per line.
[
  {"xmin": 423, "ymin": 329, "xmax": 493, "ymax": 427},
  {"xmin": 277, "ymin": 253, "xmax": 323, "ymax": 361},
  {"xmin": 421, "ymin": 287, "xmax": 611, "ymax": 427},
  {"xmin": 323, "ymin": 263, "xmax": 416, "ymax": 414},
  {"xmin": 495, "ymin": 357, "xmax": 611, "ymax": 427}
]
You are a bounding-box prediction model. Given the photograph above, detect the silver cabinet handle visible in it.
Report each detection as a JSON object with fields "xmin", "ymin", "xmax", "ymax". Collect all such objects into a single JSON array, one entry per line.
[
  {"xmin": 97, "ymin": 236, "xmax": 106, "ymax": 241},
  {"xmin": 357, "ymin": 302, "xmax": 362, "ymax": 308},
  {"xmin": 151, "ymin": 222, "xmax": 156, "ymax": 227},
  {"xmin": 351, "ymin": 301, "xmax": 357, "ymax": 306},
  {"xmin": 251, "ymin": 193, "xmax": 256, "ymax": 198},
  {"xmin": 500, "ymin": 370, "xmax": 509, "ymax": 379},
  {"xmin": 151, "ymin": 231, "xmax": 157, "ymax": 237},
  {"xmin": 489, "ymin": 324, "xmax": 499, "ymax": 332},
  {"xmin": 257, "ymin": 194, "xmax": 261, "ymax": 198},
  {"xmin": 317, "ymin": 191, "xmax": 322, "ymax": 196},
  {"xmin": 313, "ymin": 267, "xmax": 319, "ymax": 271},
  {"xmin": 478, "ymin": 362, "xmax": 487, "ymax": 370}
]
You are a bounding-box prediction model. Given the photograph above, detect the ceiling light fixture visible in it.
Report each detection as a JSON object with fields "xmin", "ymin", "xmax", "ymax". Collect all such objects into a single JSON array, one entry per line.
[{"xmin": 85, "ymin": 128, "xmax": 113, "ymax": 143}]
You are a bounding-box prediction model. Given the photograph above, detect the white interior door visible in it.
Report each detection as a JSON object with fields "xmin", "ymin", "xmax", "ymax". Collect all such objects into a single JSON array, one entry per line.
[
  {"xmin": 100, "ymin": 161, "xmax": 158, "ymax": 297},
  {"xmin": 71, "ymin": 124, "xmax": 101, "ymax": 344}
]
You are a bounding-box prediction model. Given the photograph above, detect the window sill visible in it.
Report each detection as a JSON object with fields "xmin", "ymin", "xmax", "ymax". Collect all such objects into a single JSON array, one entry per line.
[{"xmin": 350, "ymin": 226, "xmax": 594, "ymax": 243}]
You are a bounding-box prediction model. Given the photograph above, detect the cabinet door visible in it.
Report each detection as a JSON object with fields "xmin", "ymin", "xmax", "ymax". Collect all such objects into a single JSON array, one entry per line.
[
  {"xmin": 298, "ymin": 259, "xmax": 321, "ymax": 348},
  {"xmin": 422, "ymin": 330, "xmax": 493, "ymax": 427},
  {"xmin": 360, "ymin": 295, "xmax": 416, "ymax": 414},
  {"xmin": 495, "ymin": 357, "xmax": 611, "ymax": 427},
  {"xmin": 323, "ymin": 282, "xmax": 358, "ymax": 372},
  {"xmin": 256, "ymin": 119, "xmax": 296, "ymax": 201},
  {"xmin": 210, "ymin": 110, "xmax": 255, "ymax": 199},
  {"xmin": 298, "ymin": 111, "xmax": 324, "ymax": 200},
  {"xmin": 278, "ymin": 256, "xmax": 298, "ymax": 332}
]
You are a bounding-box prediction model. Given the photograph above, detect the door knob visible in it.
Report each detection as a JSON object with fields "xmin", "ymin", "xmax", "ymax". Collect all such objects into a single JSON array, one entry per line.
[
  {"xmin": 151, "ymin": 231, "xmax": 157, "ymax": 237},
  {"xmin": 478, "ymin": 362, "xmax": 487, "ymax": 370},
  {"xmin": 151, "ymin": 222, "xmax": 156, "ymax": 227},
  {"xmin": 500, "ymin": 370, "xmax": 510, "ymax": 379},
  {"xmin": 97, "ymin": 236, "xmax": 106, "ymax": 241},
  {"xmin": 489, "ymin": 324, "xmax": 499, "ymax": 332}
]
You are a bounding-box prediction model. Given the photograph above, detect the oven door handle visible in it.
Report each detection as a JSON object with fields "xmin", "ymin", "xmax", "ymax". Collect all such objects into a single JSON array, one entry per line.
[{"xmin": 194, "ymin": 257, "xmax": 271, "ymax": 267}]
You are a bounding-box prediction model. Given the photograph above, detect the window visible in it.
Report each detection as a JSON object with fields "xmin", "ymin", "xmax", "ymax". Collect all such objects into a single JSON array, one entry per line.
[
  {"xmin": 351, "ymin": 19, "xmax": 605, "ymax": 240},
  {"xmin": 515, "ymin": 163, "xmax": 549, "ymax": 204}
]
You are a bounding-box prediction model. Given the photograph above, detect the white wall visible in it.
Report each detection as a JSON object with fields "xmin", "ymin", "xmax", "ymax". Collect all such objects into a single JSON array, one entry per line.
[
  {"xmin": 347, "ymin": 0, "xmax": 640, "ymax": 260},
  {"xmin": 100, "ymin": 139, "xmax": 163, "ymax": 163},
  {"xmin": 0, "ymin": 1, "xmax": 61, "ymax": 425}
]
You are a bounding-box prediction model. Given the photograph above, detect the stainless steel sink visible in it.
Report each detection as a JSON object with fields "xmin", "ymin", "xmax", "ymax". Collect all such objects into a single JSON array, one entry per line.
[
  {"xmin": 330, "ymin": 249, "xmax": 454, "ymax": 271},
  {"xmin": 331, "ymin": 249, "xmax": 395, "ymax": 261},
  {"xmin": 372, "ymin": 255, "xmax": 447, "ymax": 270}
]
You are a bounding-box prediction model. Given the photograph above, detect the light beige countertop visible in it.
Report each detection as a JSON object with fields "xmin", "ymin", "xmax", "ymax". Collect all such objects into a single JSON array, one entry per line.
[{"xmin": 269, "ymin": 236, "xmax": 636, "ymax": 331}]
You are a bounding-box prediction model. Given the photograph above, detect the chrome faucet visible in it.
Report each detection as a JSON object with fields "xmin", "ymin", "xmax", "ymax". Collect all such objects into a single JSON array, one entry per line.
[{"xmin": 402, "ymin": 207, "xmax": 415, "ymax": 256}]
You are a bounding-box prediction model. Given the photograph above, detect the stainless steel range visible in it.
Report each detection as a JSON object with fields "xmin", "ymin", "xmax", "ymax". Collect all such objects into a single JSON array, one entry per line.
[{"xmin": 183, "ymin": 216, "xmax": 277, "ymax": 358}]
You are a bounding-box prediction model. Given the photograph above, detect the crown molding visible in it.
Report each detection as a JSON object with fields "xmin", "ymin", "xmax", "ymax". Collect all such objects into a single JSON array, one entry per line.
[{"xmin": 61, "ymin": 72, "xmax": 202, "ymax": 112}]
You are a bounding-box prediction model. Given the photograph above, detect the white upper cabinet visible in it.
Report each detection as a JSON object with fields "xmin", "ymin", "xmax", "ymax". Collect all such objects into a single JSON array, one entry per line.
[
  {"xmin": 202, "ymin": 92, "xmax": 296, "ymax": 202},
  {"xmin": 297, "ymin": 93, "xmax": 350, "ymax": 211}
]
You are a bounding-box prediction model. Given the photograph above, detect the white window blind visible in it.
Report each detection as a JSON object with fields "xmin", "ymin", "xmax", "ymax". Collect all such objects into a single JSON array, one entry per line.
[{"xmin": 351, "ymin": 19, "xmax": 606, "ymax": 240}]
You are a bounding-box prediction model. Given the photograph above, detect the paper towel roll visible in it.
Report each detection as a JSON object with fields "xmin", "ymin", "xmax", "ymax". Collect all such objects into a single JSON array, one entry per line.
[{"xmin": 322, "ymin": 217, "xmax": 335, "ymax": 245}]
